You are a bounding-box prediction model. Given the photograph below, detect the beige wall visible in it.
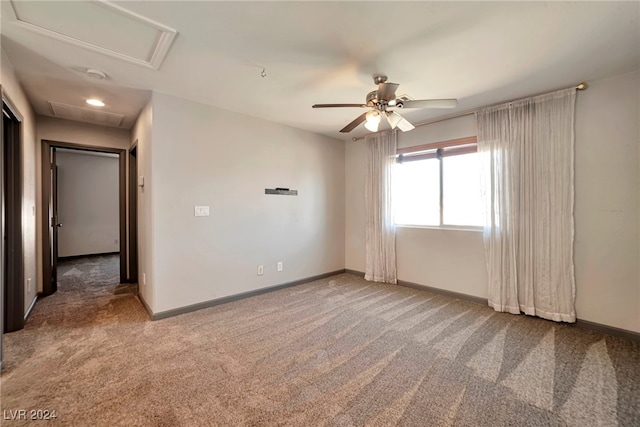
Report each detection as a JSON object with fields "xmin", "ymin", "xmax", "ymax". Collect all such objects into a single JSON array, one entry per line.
[
  {"xmin": 574, "ymin": 70, "xmax": 639, "ymax": 333},
  {"xmin": 56, "ymin": 151, "xmax": 120, "ymax": 257},
  {"xmin": 147, "ymin": 92, "xmax": 345, "ymax": 313},
  {"xmin": 35, "ymin": 116, "xmax": 131, "ymax": 292},
  {"xmin": 1, "ymin": 49, "xmax": 38, "ymax": 315},
  {"xmin": 345, "ymin": 70, "xmax": 640, "ymax": 332},
  {"xmin": 396, "ymin": 227, "xmax": 487, "ymax": 298},
  {"xmin": 131, "ymin": 101, "xmax": 153, "ymax": 308},
  {"xmin": 36, "ymin": 116, "xmax": 131, "ymax": 150},
  {"xmin": 396, "ymin": 114, "xmax": 477, "ymax": 150}
]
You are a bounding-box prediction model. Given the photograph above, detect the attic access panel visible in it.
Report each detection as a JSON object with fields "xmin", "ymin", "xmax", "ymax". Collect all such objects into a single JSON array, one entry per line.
[
  {"xmin": 8, "ymin": 0, "xmax": 177, "ymax": 69},
  {"xmin": 48, "ymin": 101, "xmax": 125, "ymax": 128}
]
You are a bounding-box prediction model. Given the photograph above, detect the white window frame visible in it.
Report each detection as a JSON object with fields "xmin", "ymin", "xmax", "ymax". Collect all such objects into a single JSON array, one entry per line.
[{"xmin": 394, "ymin": 136, "xmax": 483, "ymax": 231}]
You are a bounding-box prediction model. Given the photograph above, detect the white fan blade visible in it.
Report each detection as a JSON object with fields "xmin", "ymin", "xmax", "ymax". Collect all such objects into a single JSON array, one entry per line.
[
  {"xmin": 396, "ymin": 115, "xmax": 415, "ymax": 132},
  {"xmin": 312, "ymin": 103, "xmax": 365, "ymax": 108},
  {"xmin": 400, "ymin": 99, "xmax": 458, "ymax": 109}
]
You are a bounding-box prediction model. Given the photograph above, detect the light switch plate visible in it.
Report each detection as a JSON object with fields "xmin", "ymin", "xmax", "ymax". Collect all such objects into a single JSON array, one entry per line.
[{"xmin": 194, "ymin": 206, "xmax": 210, "ymax": 216}]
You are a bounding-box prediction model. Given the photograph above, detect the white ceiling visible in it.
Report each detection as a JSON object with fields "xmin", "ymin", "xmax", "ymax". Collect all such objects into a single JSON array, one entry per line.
[{"xmin": 1, "ymin": 1, "xmax": 638, "ymax": 140}]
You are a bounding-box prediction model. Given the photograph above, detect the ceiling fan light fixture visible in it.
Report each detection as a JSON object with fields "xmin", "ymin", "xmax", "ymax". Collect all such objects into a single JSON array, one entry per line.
[
  {"xmin": 385, "ymin": 111, "xmax": 402, "ymax": 129},
  {"xmin": 364, "ymin": 110, "xmax": 381, "ymax": 132}
]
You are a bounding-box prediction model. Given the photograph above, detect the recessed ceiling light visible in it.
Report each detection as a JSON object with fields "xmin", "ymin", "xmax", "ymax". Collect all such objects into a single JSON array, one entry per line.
[{"xmin": 86, "ymin": 99, "xmax": 105, "ymax": 107}]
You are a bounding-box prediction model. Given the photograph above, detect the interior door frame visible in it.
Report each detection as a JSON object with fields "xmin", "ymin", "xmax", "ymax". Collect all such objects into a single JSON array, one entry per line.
[
  {"xmin": 2, "ymin": 91, "xmax": 25, "ymax": 333},
  {"xmin": 41, "ymin": 140, "xmax": 127, "ymax": 295},
  {"xmin": 1, "ymin": 86, "xmax": 3, "ymax": 366},
  {"xmin": 128, "ymin": 141, "xmax": 138, "ymax": 284}
]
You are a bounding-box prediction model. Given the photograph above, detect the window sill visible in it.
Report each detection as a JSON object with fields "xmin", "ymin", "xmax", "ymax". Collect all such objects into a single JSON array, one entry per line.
[{"xmin": 395, "ymin": 224, "xmax": 484, "ymax": 233}]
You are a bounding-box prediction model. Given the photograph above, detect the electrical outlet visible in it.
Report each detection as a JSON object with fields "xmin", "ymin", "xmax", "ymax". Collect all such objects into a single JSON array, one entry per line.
[
  {"xmin": 277, "ymin": 262, "xmax": 283, "ymax": 272},
  {"xmin": 142, "ymin": 273, "xmax": 146, "ymax": 285},
  {"xmin": 26, "ymin": 278, "xmax": 32, "ymax": 293},
  {"xmin": 257, "ymin": 265, "xmax": 264, "ymax": 276}
]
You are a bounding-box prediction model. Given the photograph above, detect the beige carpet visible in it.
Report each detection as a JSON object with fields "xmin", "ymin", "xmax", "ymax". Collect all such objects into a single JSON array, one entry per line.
[{"xmin": 1, "ymin": 255, "xmax": 639, "ymax": 426}]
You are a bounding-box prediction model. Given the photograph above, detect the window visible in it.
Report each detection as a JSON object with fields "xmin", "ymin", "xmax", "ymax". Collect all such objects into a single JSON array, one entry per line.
[{"xmin": 393, "ymin": 137, "xmax": 484, "ymax": 228}]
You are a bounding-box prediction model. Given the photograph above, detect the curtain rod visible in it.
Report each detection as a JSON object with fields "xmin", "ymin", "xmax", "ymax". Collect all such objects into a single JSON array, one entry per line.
[{"xmin": 351, "ymin": 82, "xmax": 588, "ymax": 142}]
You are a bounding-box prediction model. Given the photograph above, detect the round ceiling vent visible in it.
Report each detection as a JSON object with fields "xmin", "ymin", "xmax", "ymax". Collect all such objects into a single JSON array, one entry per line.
[{"xmin": 86, "ymin": 69, "xmax": 107, "ymax": 80}]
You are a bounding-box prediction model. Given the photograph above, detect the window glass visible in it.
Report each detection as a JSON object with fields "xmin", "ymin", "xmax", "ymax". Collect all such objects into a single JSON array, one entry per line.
[
  {"xmin": 393, "ymin": 159, "xmax": 440, "ymax": 226},
  {"xmin": 442, "ymin": 153, "xmax": 484, "ymax": 226}
]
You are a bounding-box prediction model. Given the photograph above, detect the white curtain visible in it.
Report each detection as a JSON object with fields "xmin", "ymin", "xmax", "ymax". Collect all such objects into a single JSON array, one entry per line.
[
  {"xmin": 477, "ymin": 88, "xmax": 576, "ymax": 322},
  {"xmin": 365, "ymin": 130, "xmax": 397, "ymax": 284}
]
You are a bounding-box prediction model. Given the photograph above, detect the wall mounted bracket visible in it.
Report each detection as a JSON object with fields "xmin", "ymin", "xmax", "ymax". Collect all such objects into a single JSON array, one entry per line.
[{"xmin": 265, "ymin": 188, "xmax": 297, "ymax": 196}]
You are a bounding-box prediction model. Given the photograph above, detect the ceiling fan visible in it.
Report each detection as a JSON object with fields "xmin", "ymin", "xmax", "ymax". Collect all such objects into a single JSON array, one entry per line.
[{"xmin": 312, "ymin": 75, "xmax": 458, "ymax": 133}]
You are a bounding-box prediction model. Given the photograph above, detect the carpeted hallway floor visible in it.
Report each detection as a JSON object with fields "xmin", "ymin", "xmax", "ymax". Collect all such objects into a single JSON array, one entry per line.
[{"xmin": 1, "ymin": 255, "xmax": 639, "ymax": 426}]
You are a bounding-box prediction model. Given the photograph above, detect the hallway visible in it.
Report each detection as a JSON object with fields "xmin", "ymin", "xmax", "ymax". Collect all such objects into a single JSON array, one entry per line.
[
  {"xmin": 2, "ymin": 254, "xmax": 143, "ymax": 358},
  {"xmin": 0, "ymin": 255, "xmax": 148, "ymax": 422},
  {"xmin": 29, "ymin": 255, "xmax": 139, "ymax": 329}
]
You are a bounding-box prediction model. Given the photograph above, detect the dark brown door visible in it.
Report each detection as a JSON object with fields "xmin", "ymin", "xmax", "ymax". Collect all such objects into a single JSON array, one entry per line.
[
  {"xmin": 50, "ymin": 148, "xmax": 60, "ymax": 292},
  {"xmin": 43, "ymin": 146, "xmax": 59, "ymax": 296},
  {"xmin": 3, "ymin": 101, "xmax": 24, "ymax": 332},
  {"xmin": 128, "ymin": 145, "xmax": 138, "ymax": 284}
]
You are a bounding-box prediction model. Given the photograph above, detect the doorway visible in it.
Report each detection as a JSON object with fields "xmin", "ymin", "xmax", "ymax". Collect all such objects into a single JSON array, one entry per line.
[
  {"xmin": 2, "ymin": 98, "xmax": 24, "ymax": 334},
  {"xmin": 41, "ymin": 141, "xmax": 126, "ymax": 296}
]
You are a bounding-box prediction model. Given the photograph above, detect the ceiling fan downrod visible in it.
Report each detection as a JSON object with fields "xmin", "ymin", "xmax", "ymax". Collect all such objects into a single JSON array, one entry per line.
[{"xmin": 373, "ymin": 75, "xmax": 388, "ymax": 85}]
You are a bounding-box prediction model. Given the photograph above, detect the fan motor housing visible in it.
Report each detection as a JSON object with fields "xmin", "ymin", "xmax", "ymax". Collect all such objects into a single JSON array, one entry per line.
[
  {"xmin": 366, "ymin": 90, "xmax": 378, "ymax": 105},
  {"xmin": 366, "ymin": 91, "xmax": 393, "ymax": 110}
]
